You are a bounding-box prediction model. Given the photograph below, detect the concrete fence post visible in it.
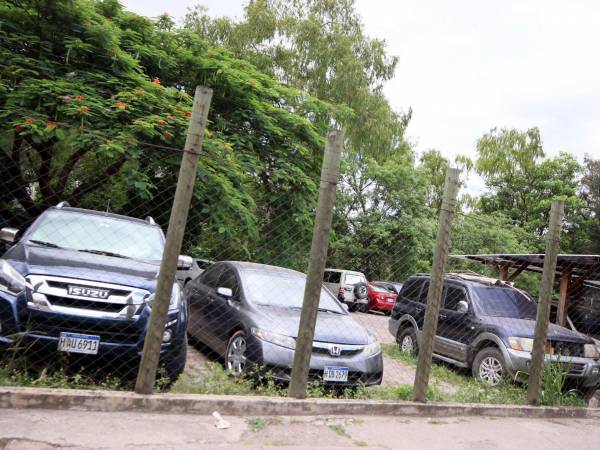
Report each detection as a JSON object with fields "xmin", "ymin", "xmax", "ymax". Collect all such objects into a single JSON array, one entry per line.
[
  {"xmin": 527, "ymin": 200, "xmax": 565, "ymax": 405},
  {"xmin": 289, "ymin": 129, "xmax": 344, "ymax": 399},
  {"xmin": 135, "ymin": 86, "xmax": 213, "ymax": 394},
  {"xmin": 413, "ymin": 167, "xmax": 461, "ymax": 403}
]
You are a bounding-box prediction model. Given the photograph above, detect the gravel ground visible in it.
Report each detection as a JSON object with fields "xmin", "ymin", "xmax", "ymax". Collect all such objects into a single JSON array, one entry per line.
[{"xmin": 183, "ymin": 311, "xmax": 436, "ymax": 391}]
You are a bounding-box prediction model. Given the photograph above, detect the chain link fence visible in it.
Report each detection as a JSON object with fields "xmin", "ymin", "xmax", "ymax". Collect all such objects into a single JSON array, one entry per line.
[{"xmin": 0, "ymin": 111, "xmax": 598, "ymax": 406}]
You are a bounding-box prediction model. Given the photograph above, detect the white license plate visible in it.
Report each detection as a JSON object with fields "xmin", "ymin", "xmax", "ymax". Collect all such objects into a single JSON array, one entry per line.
[
  {"xmin": 323, "ymin": 366, "xmax": 349, "ymax": 382},
  {"xmin": 387, "ymin": 298, "xmax": 394, "ymax": 303},
  {"xmin": 58, "ymin": 332, "xmax": 100, "ymax": 355}
]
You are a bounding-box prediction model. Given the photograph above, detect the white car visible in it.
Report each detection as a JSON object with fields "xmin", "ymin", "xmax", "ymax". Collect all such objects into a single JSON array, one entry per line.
[
  {"xmin": 176, "ymin": 258, "xmax": 213, "ymax": 286},
  {"xmin": 323, "ymin": 268, "xmax": 369, "ymax": 312}
]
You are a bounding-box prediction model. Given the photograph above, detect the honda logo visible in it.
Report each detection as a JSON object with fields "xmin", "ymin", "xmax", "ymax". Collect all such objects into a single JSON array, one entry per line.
[{"xmin": 328, "ymin": 344, "xmax": 342, "ymax": 357}]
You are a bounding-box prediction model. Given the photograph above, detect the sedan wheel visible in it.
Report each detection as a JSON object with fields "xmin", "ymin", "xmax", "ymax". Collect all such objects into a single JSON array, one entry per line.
[
  {"xmin": 473, "ymin": 347, "xmax": 506, "ymax": 385},
  {"xmin": 226, "ymin": 331, "xmax": 247, "ymax": 375}
]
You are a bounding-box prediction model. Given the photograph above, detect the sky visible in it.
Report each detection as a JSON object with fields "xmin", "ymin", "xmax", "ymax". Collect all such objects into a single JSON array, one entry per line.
[{"xmin": 121, "ymin": 0, "xmax": 600, "ymax": 191}]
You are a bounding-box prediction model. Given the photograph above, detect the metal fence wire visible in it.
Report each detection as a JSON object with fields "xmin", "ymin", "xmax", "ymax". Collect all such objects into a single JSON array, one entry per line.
[{"xmin": 0, "ymin": 116, "xmax": 599, "ymax": 403}]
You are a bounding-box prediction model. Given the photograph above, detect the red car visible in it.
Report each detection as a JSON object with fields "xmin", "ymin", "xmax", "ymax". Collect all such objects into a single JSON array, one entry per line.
[{"xmin": 367, "ymin": 283, "xmax": 398, "ymax": 314}]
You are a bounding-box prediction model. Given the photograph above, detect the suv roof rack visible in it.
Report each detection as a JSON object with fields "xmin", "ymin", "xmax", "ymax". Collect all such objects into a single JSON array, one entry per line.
[
  {"xmin": 56, "ymin": 201, "xmax": 71, "ymax": 208},
  {"xmin": 145, "ymin": 216, "xmax": 156, "ymax": 225}
]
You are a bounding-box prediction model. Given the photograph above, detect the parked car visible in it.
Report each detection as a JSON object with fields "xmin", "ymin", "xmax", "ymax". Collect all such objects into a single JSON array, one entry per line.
[
  {"xmin": 367, "ymin": 283, "xmax": 397, "ymax": 315},
  {"xmin": 372, "ymin": 281, "xmax": 403, "ymax": 295},
  {"xmin": 323, "ymin": 268, "xmax": 369, "ymax": 312},
  {"xmin": 185, "ymin": 261, "xmax": 383, "ymax": 386},
  {"xmin": 389, "ymin": 273, "xmax": 600, "ymax": 393},
  {"xmin": 176, "ymin": 258, "xmax": 214, "ymax": 286},
  {"xmin": 0, "ymin": 202, "xmax": 189, "ymax": 383}
]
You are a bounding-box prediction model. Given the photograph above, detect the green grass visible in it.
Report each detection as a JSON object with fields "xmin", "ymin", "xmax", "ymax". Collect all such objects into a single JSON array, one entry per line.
[
  {"xmin": 329, "ymin": 424, "xmax": 349, "ymax": 437},
  {"xmin": 382, "ymin": 343, "xmax": 587, "ymax": 407},
  {"xmin": 246, "ymin": 417, "xmax": 267, "ymax": 432}
]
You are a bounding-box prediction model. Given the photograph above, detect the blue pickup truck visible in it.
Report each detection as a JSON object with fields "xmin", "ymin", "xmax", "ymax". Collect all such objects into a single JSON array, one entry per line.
[{"xmin": 0, "ymin": 203, "xmax": 188, "ymax": 383}]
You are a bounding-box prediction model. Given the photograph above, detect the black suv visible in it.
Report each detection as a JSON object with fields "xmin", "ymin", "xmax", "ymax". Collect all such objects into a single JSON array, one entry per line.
[{"xmin": 388, "ymin": 273, "xmax": 600, "ymax": 391}]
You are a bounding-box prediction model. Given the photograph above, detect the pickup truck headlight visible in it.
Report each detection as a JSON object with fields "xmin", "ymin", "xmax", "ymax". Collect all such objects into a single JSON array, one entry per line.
[
  {"xmin": 251, "ymin": 328, "xmax": 296, "ymax": 350},
  {"xmin": 362, "ymin": 341, "xmax": 381, "ymax": 357},
  {"xmin": 508, "ymin": 337, "xmax": 534, "ymax": 352},
  {"xmin": 584, "ymin": 344, "xmax": 600, "ymax": 358},
  {"xmin": 0, "ymin": 260, "xmax": 25, "ymax": 295},
  {"xmin": 146, "ymin": 285, "xmax": 181, "ymax": 312}
]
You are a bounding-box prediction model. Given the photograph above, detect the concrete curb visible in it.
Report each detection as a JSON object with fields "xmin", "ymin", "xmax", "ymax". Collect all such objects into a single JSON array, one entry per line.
[{"xmin": 1, "ymin": 387, "xmax": 599, "ymax": 419}]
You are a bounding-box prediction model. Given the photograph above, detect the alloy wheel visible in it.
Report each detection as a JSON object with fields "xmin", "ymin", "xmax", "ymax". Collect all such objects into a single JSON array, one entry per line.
[
  {"xmin": 478, "ymin": 356, "xmax": 503, "ymax": 385},
  {"xmin": 227, "ymin": 335, "xmax": 247, "ymax": 374},
  {"xmin": 401, "ymin": 335, "xmax": 415, "ymax": 354}
]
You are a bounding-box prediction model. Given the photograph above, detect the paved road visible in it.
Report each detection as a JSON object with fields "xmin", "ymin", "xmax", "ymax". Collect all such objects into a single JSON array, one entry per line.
[{"xmin": 1, "ymin": 409, "xmax": 599, "ymax": 449}]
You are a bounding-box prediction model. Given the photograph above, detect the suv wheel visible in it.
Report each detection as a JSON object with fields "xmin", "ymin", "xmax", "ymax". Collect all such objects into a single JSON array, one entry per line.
[
  {"xmin": 226, "ymin": 330, "xmax": 248, "ymax": 375},
  {"xmin": 397, "ymin": 327, "xmax": 418, "ymax": 355},
  {"xmin": 473, "ymin": 347, "xmax": 506, "ymax": 385}
]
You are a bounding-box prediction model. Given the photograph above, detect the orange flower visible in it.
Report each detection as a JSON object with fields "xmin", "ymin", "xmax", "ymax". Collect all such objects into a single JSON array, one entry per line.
[
  {"xmin": 184, "ymin": 111, "xmax": 192, "ymax": 118},
  {"xmin": 135, "ymin": 88, "xmax": 144, "ymax": 95},
  {"xmin": 79, "ymin": 106, "xmax": 89, "ymax": 114},
  {"xmin": 157, "ymin": 119, "xmax": 165, "ymax": 128},
  {"xmin": 115, "ymin": 101, "xmax": 127, "ymax": 110},
  {"xmin": 161, "ymin": 130, "xmax": 172, "ymax": 139},
  {"xmin": 47, "ymin": 121, "xmax": 58, "ymax": 127},
  {"xmin": 76, "ymin": 95, "xmax": 85, "ymax": 103},
  {"xmin": 25, "ymin": 117, "xmax": 33, "ymax": 125},
  {"xmin": 152, "ymin": 78, "xmax": 161, "ymax": 85}
]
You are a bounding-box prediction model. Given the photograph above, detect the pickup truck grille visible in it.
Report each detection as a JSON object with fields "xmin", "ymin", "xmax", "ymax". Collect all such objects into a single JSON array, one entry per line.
[
  {"xmin": 26, "ymin": 275, "xmax": 150, "ymax": 319},
  {"xmin": 25, "ymin": 315, "xmax": 140, "ymax": 344}
]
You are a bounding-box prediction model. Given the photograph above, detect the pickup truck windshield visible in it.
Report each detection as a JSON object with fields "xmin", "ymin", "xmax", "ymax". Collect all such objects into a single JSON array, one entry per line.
[
  {"xmin": 473, "ymin": 285, "xmax": 537, "ymax": 320},
  {"xmin": 27, "ymin": 210, "xmax": 164, "ymax": 262}
]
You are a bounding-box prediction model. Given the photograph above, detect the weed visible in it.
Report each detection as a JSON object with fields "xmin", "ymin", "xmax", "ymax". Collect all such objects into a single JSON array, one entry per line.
[
  {"xmin": 246, "ymin": 417, "xmax": 267, "ymax": 432},
  {"xmin": 329, "ymin": 424, "xmax": 349, "ymax": 438}
]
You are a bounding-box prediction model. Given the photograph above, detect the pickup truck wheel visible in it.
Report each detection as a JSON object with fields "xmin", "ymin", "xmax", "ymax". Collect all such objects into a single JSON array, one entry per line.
[
  {"xmin": 473, "ymin": 347, "xmax": 506, "ymax": 385},
  {"xmin": 397, "ymin": 327, "xmax": 418, "ymax": 356}
]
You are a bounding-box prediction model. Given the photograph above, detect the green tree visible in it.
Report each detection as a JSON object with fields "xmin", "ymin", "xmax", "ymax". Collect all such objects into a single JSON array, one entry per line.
[
  {"xmin": 0, "ymin": 0, "xmax": 336, "ymax": 264},
  {"xmin": 476, "ymin": 127, "xmax": 584, "ymax": 242}
]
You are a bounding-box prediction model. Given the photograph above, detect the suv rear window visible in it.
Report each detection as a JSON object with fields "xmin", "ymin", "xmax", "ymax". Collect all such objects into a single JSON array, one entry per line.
[
  {"xmin": 344, "ymin": 273, "xmax": 365, "ymax": 285},
  {"xmin": 401, "ymin": 279, "xmax": 423, "ymax": 302},
  {"xmin": 323, "ymin": 271, "xmax": 341, "ymax": 283}
]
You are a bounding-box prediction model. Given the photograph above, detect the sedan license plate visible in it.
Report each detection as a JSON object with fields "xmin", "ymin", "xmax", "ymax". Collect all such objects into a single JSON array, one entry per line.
[
  {"xmin": 387, "ymin": 298, "xmax": 394, "ymax": 303},
  {"xmin": 323, "ymin": 366, "xmax": 349, "ymax": 382},
  {"xmin": 58, "ymin": 332, "xmax": 100, "ymax": 355}
]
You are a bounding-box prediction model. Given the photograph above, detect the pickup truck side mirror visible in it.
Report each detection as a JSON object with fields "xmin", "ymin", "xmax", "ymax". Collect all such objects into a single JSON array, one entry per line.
[
  {"xmin": 457, "ymin": 300, "xmax": 469, "ymax": 314},
  {"xmin": 216, "ymin": 287, "xmax": 233, "ymax": 298},
  {"xmin": 177, "ymin": 255, "xmax": 193, "ymax": 270},
  {"xmin": 0, "ymin": 228, "xmax": 19, "ymax": 244}
]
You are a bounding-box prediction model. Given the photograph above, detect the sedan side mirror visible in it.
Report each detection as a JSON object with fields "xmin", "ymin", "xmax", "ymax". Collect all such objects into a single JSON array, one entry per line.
[
  {"xmin": 216, "ymin": 287, "xmax": 233, "ymax": 298},
  {"xmin": 177, "ymin": 255, "xmax": 193, "ymax": 270},
  {"xmin": 0, "ymin": 228, "xmax": 19, "ymax": 244},
  {"xmin": 457, "ymin": 300, "xmax": 469, "ymax": 314}
]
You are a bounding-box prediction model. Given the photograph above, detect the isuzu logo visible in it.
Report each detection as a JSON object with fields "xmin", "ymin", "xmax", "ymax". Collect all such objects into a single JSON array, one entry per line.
[
  {"xmin": 67, "ymin": 285, "xmax": 110, "ymax": 299},
  {"xmin": 328, "ymin": 344, "xmax": 342, "ymax": 357}
]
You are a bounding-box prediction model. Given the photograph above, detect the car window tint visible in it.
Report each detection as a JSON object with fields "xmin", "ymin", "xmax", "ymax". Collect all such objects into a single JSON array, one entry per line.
[
  {"xmin": 444, "ymin": 285, "xmax": 468, "ymax": 311},
  {"xmin": 345, "ymin": 273, "xmax": 365, "ymax": 285},
  {"xmin": 418, "ymin": 281, "xmax": 430, "ymax": 304},
  {"xmin": 216, "ymin": 268, "xmax": 240, "ymax": 296},
  {"xmin": 371, "ymin": 284, "xmax": 391, "ymax": 293},
  {"xmin": 201, "ymin": 264, "xmax": 224, "ymax": 289},
  {"xmin": 323, "ymin": 271, "xmax": 341, "ymax": 283},
  {"xmin": 401, "ymin": 279, "xmax": 422, "ymax": 302}
]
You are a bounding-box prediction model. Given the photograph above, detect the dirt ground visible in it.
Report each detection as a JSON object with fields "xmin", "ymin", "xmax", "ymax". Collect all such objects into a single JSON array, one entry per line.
[
  {"xmin": 1, "ymin": 409, "xmax": 599, "ymax": 449},
  {"xmin": 183, "ymin": 311, "xmax": 456, "ymax": 393}
]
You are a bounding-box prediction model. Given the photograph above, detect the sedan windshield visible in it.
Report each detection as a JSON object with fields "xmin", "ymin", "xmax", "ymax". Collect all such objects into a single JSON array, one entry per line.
[
  {"xmin": 472, "ymin": 285, "xmax": 537, "ymax": 320},
  {"xmin": 27, "ymin": 210, "xmax": 164, "ymax": 262},
  {"xmin": 241, "ymin": 270, "xmax": 346, "ymax": 314}
]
